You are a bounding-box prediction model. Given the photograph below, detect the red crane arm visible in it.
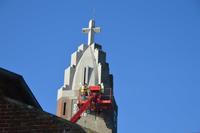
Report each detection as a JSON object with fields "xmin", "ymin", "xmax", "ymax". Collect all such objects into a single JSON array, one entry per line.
[{"xmin": 70, "ymin": 96, "xmax": 93, "ymax": 123}]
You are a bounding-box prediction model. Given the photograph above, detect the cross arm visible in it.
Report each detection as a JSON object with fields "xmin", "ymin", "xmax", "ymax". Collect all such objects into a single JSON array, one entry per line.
[
  {"xmin": 93, "ymin": 27, "xmax": 101, "ymax": 33},
  {"xmin": 82, "ymin": 28, "xmax": 90, "ymax": 33}
]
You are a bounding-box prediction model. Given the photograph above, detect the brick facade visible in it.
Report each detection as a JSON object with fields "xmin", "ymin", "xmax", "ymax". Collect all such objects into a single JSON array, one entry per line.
[
  {"xmin": 0, "ymin": 67, "xmax": 86, "ymax": 133},
  {"xmin": 0, "ymin": 96, "xmax": 85, "ymax": 133}
]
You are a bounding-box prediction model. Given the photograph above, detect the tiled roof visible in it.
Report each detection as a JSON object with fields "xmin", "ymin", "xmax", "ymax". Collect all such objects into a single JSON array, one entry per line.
[
  {"xmin": 0, "ymin": 67, "xmax": 41, "ymax": 109},
  {"xmin": 0, "ymin": 67, "xmax": 86, "ymax": 133},
  {"xmin": 0, "ymin": 96, "xmax": 85, "ymax": 133}
]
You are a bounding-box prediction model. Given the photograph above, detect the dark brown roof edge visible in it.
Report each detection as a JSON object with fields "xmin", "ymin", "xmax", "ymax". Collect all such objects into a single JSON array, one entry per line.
[
  {"xmin": 2, "ymin": 96, "xmax": 86, "ymax": 133},
  {"xmin": 0, "ymin": 67, "xmax": 42, "ymax": 109}
]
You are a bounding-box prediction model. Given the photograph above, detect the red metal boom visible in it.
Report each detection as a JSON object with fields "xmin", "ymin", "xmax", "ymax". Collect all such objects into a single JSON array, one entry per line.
[
  {"xmin": 70, "ymin": 96, "xmax": 93, "ymax": 123},
  {"xmin": 70, "ymin": 85, "xmax": 112, "ymax": 123}
]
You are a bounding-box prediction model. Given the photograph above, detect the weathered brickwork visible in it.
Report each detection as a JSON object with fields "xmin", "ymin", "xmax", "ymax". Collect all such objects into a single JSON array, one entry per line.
[
  {"xmin": 0, "ymin": 67, "xmax": 86, "ymax": 133},
  {"xmin": 0, "ymin": 96, "xmax": 85, "ymax": 133}
]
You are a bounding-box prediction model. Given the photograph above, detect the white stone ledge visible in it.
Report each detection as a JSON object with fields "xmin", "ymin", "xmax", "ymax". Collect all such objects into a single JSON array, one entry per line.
[{"xmin": 57, "ymin": 88, "xmax": 77, "ymax": 100}]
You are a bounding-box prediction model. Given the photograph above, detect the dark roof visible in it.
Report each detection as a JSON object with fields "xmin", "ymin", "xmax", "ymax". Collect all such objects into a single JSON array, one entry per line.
[
  {"xmin": 0, "ymin": 67, "xmax": 86, "ymax": 132},
  {"xmin": 0, "ymin": 67, "xmax": 42, "ymax": 109},
  {"xmin": 0, "ymin": 96, "xmax": 85, "ymax": 133}
]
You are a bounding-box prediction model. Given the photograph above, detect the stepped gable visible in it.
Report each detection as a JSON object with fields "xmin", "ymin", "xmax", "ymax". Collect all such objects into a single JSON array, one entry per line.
[{"xmin": 57, "ymin": 20, "xmax": 118, "ymax": 133}]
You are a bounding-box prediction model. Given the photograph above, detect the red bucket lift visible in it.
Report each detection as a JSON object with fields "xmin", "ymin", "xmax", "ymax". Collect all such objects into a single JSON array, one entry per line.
[{"xmin": 70, "ymin": 85, "xmax": 112, "ymax": 123}]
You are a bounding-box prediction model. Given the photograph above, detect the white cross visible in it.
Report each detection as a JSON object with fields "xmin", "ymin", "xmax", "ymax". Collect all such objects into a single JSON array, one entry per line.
[{"xmin": 82, "ymin": 19, "xmax": 101, "ymax": 45}]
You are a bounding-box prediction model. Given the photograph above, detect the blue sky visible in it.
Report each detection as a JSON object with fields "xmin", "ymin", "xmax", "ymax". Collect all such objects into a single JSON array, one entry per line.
[{"xmin": 0, "ymin": 0, "xmax": 200, "ymax": 133}]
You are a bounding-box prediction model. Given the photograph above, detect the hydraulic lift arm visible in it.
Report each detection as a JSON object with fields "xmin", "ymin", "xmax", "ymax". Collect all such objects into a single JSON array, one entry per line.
[
  {"xmin": 70, "ymin": 96, "xmax": 93, "ymax": 123},
  {"xmin": 70, "ymin": 85, "xmax": 112, "ymax": 123}
]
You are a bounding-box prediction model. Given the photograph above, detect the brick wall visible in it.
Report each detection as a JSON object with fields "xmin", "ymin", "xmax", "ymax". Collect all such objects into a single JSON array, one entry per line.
[{"xmin": 0, "ymin": 96, "xmax": 85, "ymax": 133}]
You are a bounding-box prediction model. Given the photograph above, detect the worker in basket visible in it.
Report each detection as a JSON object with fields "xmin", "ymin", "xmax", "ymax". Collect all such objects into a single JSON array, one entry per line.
[
  {"xmin": 100, "ymin": 83, "xmax": 104, "ymax": 94},
  {"xmin": 79, "ymin": 84, "xmax": 89, "ymax": 100}
]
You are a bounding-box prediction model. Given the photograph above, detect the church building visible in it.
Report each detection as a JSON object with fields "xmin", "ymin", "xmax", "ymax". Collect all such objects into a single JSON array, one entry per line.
[{"xmin": 56, "ymin": 20, "xmax": 118, "ymax": 133}]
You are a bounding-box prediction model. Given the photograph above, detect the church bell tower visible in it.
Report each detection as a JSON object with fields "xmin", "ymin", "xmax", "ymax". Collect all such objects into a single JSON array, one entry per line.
[{"xmin": 56, "ymin": 20, "xmax": 118, "ymax": 133}]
